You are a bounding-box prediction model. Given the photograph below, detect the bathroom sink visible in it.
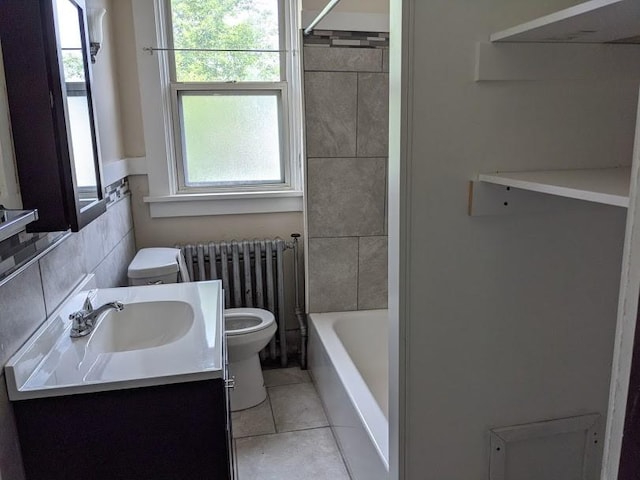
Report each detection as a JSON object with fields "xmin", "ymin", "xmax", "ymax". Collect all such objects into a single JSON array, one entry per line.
[
  {"xmin": 4, "ymin": 279, "xmax": 223, "ymax": 400},
  {"xmin": 87, "ymin": 301, "xmax": 194, "ymax": 353}
]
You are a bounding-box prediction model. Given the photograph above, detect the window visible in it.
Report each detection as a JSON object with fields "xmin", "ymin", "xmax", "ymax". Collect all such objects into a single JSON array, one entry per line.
[{"xmin": 132, "ymin": 0, "xmax": 303, "ymax": 217}]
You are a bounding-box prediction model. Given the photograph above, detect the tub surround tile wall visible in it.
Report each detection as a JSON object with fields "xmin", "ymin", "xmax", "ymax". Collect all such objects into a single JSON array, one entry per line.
[
  {"xmin": 305, "ymin": 72, "xmax": 357, "ymax": 157},
  {"xmin": 357, "ymin": 73, "xmax": 389, "ymax": 157},
  {"xmin": 303, "ymin": 46, "xmax": 383, "ymax": 72},
  {"xmin": 307, "ymin": 157, "xmax": 386, "ymax": 237},
  {"xmin": 308, "ymin": 237, "xmax": 358, "ymax": 312},
  {"xmin": 0, "ymin": 191, "xmax": 135, "ymax": 480},
  {"xmin": 303, "ymin": 31, "xmax": 389, "ymax": 49},
  {"xmin": 304, "ymin": 34, "xmax": 389, "ymax": 313},
  {"xmin": 357, "ymin": 236, "xmax": 388, "ymax": 310}
]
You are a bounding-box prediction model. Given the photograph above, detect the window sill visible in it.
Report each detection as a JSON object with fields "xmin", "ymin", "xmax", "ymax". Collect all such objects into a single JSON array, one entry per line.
[{"xmin": 143, "ymin": 191, "xmax": 304, "ymax": 218}]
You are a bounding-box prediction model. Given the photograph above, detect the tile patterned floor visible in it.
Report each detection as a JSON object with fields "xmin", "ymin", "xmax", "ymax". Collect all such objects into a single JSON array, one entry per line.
[{"xmin": 232, "ymin": 367, "xmax": 351, "ymax": 480}]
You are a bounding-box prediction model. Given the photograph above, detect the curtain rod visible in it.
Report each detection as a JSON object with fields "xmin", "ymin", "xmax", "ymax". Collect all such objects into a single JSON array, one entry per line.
[{"xmin": 303, "ymin": 0, "xmax": 342, "ymax": 36}]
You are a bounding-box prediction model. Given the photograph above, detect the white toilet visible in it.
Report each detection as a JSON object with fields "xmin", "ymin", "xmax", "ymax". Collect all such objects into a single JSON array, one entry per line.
[
  {"xmin": 225, "ymin": 308, "xmax": 277, "ymax": 411},
  {"xmin": 127, "ymin": 248, "xmax": 278, "ymax": 412},
  {"xmin": 127, "ymin": 247, "xmax": 188, "ymax": 285}
]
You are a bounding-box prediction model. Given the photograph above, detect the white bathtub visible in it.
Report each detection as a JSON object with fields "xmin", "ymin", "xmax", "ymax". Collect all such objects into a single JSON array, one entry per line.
[{"xmin": 308, "ymin": 309, "xmax": 388, "ymax": 480}]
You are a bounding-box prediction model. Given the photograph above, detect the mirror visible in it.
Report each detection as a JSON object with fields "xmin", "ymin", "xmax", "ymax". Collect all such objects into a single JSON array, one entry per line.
[
  {"xmin": 54, "ymin": 0, "xmax": 100, "ymax": 210},
  {"xmin": 0, "ymin": 0, "xmax": 106, "ymax": 231}
]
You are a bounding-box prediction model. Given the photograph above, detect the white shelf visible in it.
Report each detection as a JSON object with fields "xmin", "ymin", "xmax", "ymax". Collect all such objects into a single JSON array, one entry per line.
[
  {"xmin": 478, "ymin": 167, "xmax": 631, "ymax": 207},
  {"xmin": 491, "ymin": 0, "xmax": 640, "ymax": 43}
]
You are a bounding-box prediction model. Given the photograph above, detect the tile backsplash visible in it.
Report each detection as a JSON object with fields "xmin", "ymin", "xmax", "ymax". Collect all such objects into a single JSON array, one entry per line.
[
  {"xmin": 0, "ymin": 180, "xmax": 135, "ymax": 480},
  {"xmin": 304, "ymin": 32, "xmax": 389, "ymax": 313}
]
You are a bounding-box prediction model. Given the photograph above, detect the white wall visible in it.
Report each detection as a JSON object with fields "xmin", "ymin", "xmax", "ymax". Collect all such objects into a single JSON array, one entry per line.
[
  {"xmin": 109, "ymin": 0, "xmax": 304, "ymax": 247},
  {"xmin": 302, "ymin": 0, "xmax": 388, "ymax": 14},
  {"xmin": 392, "ymin": 0, "xmax": 638, "ymax": 478},
  {"xmin": 301, "ymin": 0, "xmax": 389, "ymax": 32},
  {"xmin": 110, "ymin": 0, "xmax": 145, "ymax": 158},
  {"xmin": 88, "ymin": 0, "xmax": 125, "ymax": 167}
]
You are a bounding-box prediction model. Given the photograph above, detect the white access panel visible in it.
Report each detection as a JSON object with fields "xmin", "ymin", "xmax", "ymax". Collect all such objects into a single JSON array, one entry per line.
[{"xmin": 489, "ymin": 414, "xmax": 601, "ymax": 480}]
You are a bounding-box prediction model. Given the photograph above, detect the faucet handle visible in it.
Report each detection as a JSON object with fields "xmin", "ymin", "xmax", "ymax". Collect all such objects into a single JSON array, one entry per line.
[{"xmin": 83, "ymin": 289, "xmax": 98, "ymax": 312}]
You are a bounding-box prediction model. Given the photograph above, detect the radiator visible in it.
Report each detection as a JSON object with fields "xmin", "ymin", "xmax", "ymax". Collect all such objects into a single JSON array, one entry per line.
[{"xmin": 177, "ymin": 236, "xmax": 305, "ymax": 368}]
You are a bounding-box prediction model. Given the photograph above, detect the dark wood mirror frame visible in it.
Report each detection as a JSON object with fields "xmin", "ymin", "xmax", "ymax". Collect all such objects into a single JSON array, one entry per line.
[{"xmin": 0, "ymin": 0, "xmax": 106, "ymax": 232}]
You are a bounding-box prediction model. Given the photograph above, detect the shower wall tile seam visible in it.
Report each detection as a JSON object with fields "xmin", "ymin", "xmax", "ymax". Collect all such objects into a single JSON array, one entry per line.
[{"xmin": 355, "ymin": 235, "xmax": 360, "ymax": 309}]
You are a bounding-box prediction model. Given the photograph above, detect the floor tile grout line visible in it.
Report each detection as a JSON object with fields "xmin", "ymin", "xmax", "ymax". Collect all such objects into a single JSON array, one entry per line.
[
  {"xmin": 266, "ymin": 388, "xmax": 278, "ymax": 433},
  {"xmin": 235, "ymin": 424, "xmax": 335, "ymax": 441},
  {"xmin": 327, "ymin": 425, "xmax": 353, "ymax": 480}
]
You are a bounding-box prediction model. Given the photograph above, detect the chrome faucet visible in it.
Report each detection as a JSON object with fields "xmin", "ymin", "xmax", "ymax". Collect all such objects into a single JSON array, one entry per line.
[{"xmin": 69, "ymin": 289, "xmax": 124, "ymax": 338}]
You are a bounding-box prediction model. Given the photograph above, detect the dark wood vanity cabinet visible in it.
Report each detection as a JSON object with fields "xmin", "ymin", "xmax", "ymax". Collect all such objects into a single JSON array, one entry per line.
[
  {"xmin": 0, "ymin": 0, "xmax": 106, "ymax": 232},
  {"xmin": 13, "ymin": 379, "xmax": 233, "ymax": 480}
]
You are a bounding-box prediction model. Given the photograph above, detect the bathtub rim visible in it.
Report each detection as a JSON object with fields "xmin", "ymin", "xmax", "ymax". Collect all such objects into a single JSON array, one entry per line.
[{"xmin": 308, "ymin": 309, "xmax": 389, "ymax": 468}]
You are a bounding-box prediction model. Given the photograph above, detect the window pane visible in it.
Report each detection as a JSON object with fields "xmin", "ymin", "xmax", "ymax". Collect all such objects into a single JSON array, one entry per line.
[
  {"xmin": 171, "ymin": 0, "xmax": 281, "ymax": 82},
  {"xmin": 180, "ymin": 92, "xmax": 283, "ymax": 186}
]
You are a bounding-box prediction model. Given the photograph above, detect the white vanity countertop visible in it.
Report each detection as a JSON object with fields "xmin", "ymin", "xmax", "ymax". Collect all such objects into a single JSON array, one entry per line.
[{"xmin": 4, "ymin": 280, "xmax": 224, "ymax": 400}]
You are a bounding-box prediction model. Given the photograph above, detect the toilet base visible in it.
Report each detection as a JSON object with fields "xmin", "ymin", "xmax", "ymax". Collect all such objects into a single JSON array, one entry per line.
[{"xmin": 229, "ymin": 354, "xmax": 267, "ymax": 411}]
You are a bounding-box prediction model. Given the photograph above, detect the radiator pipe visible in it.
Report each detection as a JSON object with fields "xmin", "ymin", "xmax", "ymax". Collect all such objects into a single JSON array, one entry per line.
[
  {"xmin": 276, "ymin": 239, "xmax": 287, "ymax": 367},
  {"xmin": 291, "ymin": 233, "xmax": 308, "ymax": 369}
]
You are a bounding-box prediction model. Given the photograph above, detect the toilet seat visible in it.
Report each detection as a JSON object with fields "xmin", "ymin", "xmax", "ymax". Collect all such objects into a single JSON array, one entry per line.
[{"xmin": 224, "ymin": 308, "xmax": 275, "ymax": 336}]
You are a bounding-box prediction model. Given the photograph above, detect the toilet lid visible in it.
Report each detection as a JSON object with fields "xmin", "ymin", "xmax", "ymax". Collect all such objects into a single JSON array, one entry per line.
[
  {"xmin": 224, "ymin": 308, "xmax": 275, "ymax": 336},
  {"xmin": 128, "ymin": 248, "xmax": 180, "ymax": 278}
]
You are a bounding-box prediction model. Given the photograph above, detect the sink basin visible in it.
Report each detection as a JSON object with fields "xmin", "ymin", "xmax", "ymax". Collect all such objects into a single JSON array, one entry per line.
[
  {"xmin": 4, "ymin": 279, "xmax": 223, "ymax": 400},
  {"xmin": 88, "ymin": 301, "xmax": 194, "ymax": 353}
]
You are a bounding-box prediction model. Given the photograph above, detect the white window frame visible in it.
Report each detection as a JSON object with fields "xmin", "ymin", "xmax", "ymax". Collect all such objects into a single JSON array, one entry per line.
[
  {"xmin": 172, "ymin": 84, "xmax": 290, "ymax": 193},
  {"xmin": 131, "ymin": 0, "xmax": 303, "ymax": 217}
]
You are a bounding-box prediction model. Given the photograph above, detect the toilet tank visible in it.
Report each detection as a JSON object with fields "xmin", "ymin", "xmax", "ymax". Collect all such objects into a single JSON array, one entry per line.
[{"xmin": 128, "ymin": 248, "xmax": 183, "ymax": 286}]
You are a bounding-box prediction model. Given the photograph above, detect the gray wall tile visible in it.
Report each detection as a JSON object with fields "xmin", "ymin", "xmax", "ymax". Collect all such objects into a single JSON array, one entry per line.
[
  {"xmin": 103, "ymin": 197, "xmax": 134, "ymax": 256},
  {"xmin": 93, "ymin": 231, "xmax": 136, "ymax": 289},
  {"xmin": 0, "ymin": 373, "xmax": 25, "ymax": 480},
  {"xmin": 304, "ymin": 46, "xmax": 383, "ymax": 72},
  {"xmin": 304, "ymin": 44, "xmax": 389, "ymax": 313},
  {"xmin": 357, "ymin": 73, "xmax": 389, "ymax": 157},
  {"xmin": 81, "ymin": 214, "xmax": 108, "ymax": 273},
  {"xmin": 82, "ymin": 197, "xmax": 134, "ymax": 276},
  {"xmin": 305, "ymin": 72, "xmax": 357, "ymax": 158},
  {"xmin": 358, "ymin": 236, "xmax": 388, "ymax": 310},
  {"xmin": 0, "ymin": 263, "xmax": 46, "ymax": 367},
  {"xmin": 39, "ymin": 233, "xmax": 87, "ymax": 315},
  {"xmin": 307, "ymin": 158, "xmax": 386, "ymax": 237},
  {"xmin": 308, "ymin": 237, "xmax": 358, "ymax": 313}
]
